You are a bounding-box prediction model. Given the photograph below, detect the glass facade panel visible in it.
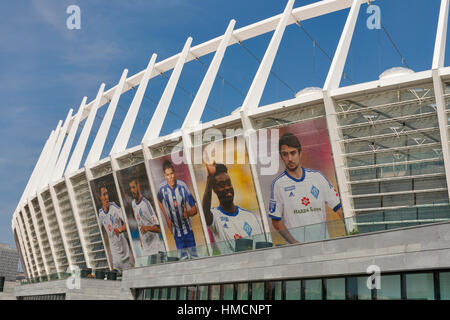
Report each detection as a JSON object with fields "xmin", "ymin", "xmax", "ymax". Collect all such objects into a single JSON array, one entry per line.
[
  {"xmin": 169, "ymin": 287, "xmax": 177, "ymax": 300},
  {"xmin": 152, "ymin": 288, "xmax": 159, "ymax": 300},
  {"xmin": 304, "ymin": 279, "xmax": 322, "ymax": 300},
  {"xmin": 209, "ymin": 285, "xmax": 221, "ymax": 300},
  {"xmin": 326, "ymin": 278, "xmax": 345, "ymax": 300},
  {"xmin": 439, "ymin": 272, "xmax": 450, "ymax": 300},
  {"xmin": 178, "ymin": 287, "xmax": 187, "ymax": 300},
  {"xmin": 251, "ymin": 282, "xmax": 265, "ymax": 300},
  {"xmin": 187, "ymin": 286, "xmax": 197, "ymax": 300},
  {"xmin": 266, "ymin": 281, "xmax": 282, "ymax": 300},
  {"xmin": 198, "ymin": 285, "xmax": 208, "ymax": 300},
  {"xmin": 144, "ymin": 288, "xmax": 151, "ymax": 300},
  {"xmin": 160, "ymin": 287, "xmax": 168, "ymax": 300},
  {"xmin": 285, "ymin": 280, "xmax": 301, "ymax": 300},
  {"xmin": 236, "ymin": 283, "xmax": 248, "ymax": 300},
  {"xmin": 406, "ymin": 273, "xmax": 435, "ymax": 300},
  {"xmin": 376, "ymin": 275, "xmax": 401, "ymax": 300},
  {"xmin": 223, "ymin": 284, "xmax": 234, "ymax": 300}
]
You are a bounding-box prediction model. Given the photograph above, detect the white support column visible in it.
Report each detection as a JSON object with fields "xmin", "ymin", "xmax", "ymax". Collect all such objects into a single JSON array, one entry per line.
[
  {"xmin": 111, "ymin": 55, "xmax": 158, "ymax": 154},
  {"xmin": 27, "ymin": 200, "xmax": 50, "ymax": 276},
  {"xmin": 13, "ymin": 220, "xmax": 31, "ymax": 279},
  {"xmin": 19, "ymin": 130, "xmax": 55, "ymax": 207},
  {"xmin": 180, "ymin": 130, "xmax": 213, "ymax": 255},
  {"xmin": 21, "ymin": 206, "xmax": 44, "ymax": 277},
  {"xmin": 86, "ymin": 70, "xmax": 129, "ymax": 165},
  {"xmin": 241, "ymin": 0, "xmax": 295, "ymax": 111},
  {"xmin": 17, "ymin": 211, "xmax": 37, "ymax": 278},
  {"xmin": 40, "ymin": 109, "xmax": 74, "ymax": 189},
  {"xmin": 37, "ymin": 193, "xmax": 61, "ymax": 274},
  {"xmin": 30, "ymin": 121, "xmax": 62, "ymax": 198},
  {"xmin": 239, "ymin": 115, "xmax": 274, "ymax": 242},
  {"xmin": 14, "ymin": 216, "xmax": 33, "ymax": 278},
  {"xmin": 182, "ymin": 20, "xmax": 236, "ymax": 129},
  {"xmin": 322, "ymin": 0, "xmax": 363, "ymax": 232},
  {"xmin": 143, "ymin": 38, "xmax": 193, "ymax": 142},
  {"xmin": 64, "ymin": 174, "xmax": 93, "ymax": 269},
  {"xmin": 66, "ymin": 84, "xmax": 106, "ymax": 173},
  {"xmin": 324, "ymin": 0, "xmax": 363, "ymax": 90},
  {"xmin": 53, "ymin": 97, "xmax": 87, "ymax": 180},
  {"xmin": 432, "ymin": 0, "xmax": 450, "ymax": 69},
  {"xmin": 49, "ymin": 184, "xmax": 74, "ymax": 268}
]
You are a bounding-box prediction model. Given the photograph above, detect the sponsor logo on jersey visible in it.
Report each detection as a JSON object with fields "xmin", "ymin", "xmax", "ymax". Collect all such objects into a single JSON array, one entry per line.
[
  {"xmin": 289, "ymin": 192, "xmax": 294, "ymax": 197},
  {"xmin": 243, "ymin": 222, "xmax": 252, "ymax": 236},
  {"xmin": 269, "ymin": 200, "xmax": 276, "ymax": 213},
  {"xmin": 220, "ymin": 216, "xmax": 229, "ymax": 222},
  {"xmin": 301, "ymin": 197, "xmax": 310, "ymax": 206},
  {"xmin": 284, "ymin": 185, "xmax": 295, "ymax": 192},
  {"xmin": 310, "ymin": 185, "xmax": 320, "ymax": 199},
  {"xmin": 294, "ymin": 207, "xmax": 321, "ymax": 214}
]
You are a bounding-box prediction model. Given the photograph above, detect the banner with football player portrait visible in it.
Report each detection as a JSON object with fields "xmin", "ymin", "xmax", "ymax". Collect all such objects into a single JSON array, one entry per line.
[
  {"xmin": 116, "ymin": 163, "xmax": 166, "ymax": 259},
  {"xmin": 148, "ymin": 151, "xmax": 207, "ymax": 259},
  {"xmin": 89, "ymin": 174, "xmax": 135, "ymax": 271},
  {"xmin": 191, "ymin": 135, "xmax": 266, "ymax": 254},
  {"xmin": 255, "ymin": 118, "xmax": 345, "ymax": 245}
]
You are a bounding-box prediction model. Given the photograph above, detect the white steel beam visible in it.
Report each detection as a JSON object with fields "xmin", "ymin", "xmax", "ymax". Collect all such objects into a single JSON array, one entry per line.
[
  {"xmin": 66, "ymin": 84, "xmax": 105, "ymax": 173},
  {"xmin": 241, "ymin": 0, "xmax": 295, "ymax": 111},
  {"xmin": 86, "ymin": 70, "xmax": 129, "ymax": 165},
  {"xmin": 17, "ymin": 211, "xmax": 38, "ymax": 278},
  {"xmin": 13, "ymin": 222, "xmax": 30, "ymax": 279},
  {"xmin": 111, "ymin": 55, "xmax": 158, "ymax": 154},
  {"xmin": 21, "ymin": 206, "xmax": 44, "ymax": 277},
  {"xmin": 27, "ymin": 200, "xmax": 50, "ymax": 276},
  {"xmin": 324, "ymin": 0, "xmax": 363, "ymax": 90},
  {"xmin": 14, "ymin": 217, "xmax": 33, "ymax": 278},
  {"xmin": 182, "ymin": 20, "xmax": 236, "ymax": 129},
  {"xmin": 143, "ymin": 38, "xmax": 193, "ymax": 142},
  {"xmin": 53, "ymin": 97, "xmax": 87, "ymax": 180},
  {"xmin": 40, "ymin": 109, "xmax": 74, "ymax": 189},
  {"xmin": 432, "ymin": 0, "xmax": 450, "ymax": 69}
]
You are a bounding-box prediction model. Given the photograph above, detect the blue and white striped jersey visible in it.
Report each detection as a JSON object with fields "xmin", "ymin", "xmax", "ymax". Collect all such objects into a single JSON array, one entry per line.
[
  {"xmin": 157, "ymin": 180, "xmax": 196, "ymax": 238},
  {"xmin": 269, "ymin": 167, "xmax": 341, "ymax": 230}
]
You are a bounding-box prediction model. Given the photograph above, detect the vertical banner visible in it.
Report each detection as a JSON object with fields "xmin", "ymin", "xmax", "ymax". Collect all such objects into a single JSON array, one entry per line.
[
  {"xmin": 89, "ymin": 174, "xmax": 135, "ymax": 271},
  {"xmin": 149, "ymin": 151, "xmax": 206, "ymax": 258},
  {"xmin": 116, "ymin": 163, "xmax": 166, "ymax": 258},
  {"xmin": 256, "ymin": 118, "xmax": 345, "ymax": 245},
  {"xmin": 192, "ymin": 136, "xmax": 265, "ymax": 253}
]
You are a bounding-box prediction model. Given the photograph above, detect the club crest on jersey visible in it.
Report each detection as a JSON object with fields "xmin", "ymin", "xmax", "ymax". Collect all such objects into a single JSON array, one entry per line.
[
  {"xmin": 269, "ymin": 200, "xmax": 276, "ymax": 213},
  {"xmin": 284, "ymin": 185, "xmax": 295, "ymax": 192},
  {"xmin": 243, "ymin": 222, "xmax": 252, "ymax": 236},
  {"xmin": 223, "ymin": 223, "xmax": 229, "ymax": 229},
  {"xmin": 310, "ymin": 185, "xmax": 319, "ymax": 199},
  {"xmin": 301, "ymin": 197, "xmax": 310, "ymax": 206}
]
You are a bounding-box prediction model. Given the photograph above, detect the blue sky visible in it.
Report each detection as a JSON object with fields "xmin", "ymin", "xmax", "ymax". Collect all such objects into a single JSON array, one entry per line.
[{"xmin": 0, "ymin": 0, "xmax": 445, "ymax": 248}]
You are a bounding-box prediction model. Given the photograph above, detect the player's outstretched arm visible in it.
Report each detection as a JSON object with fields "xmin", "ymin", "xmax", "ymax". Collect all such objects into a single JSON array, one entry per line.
[
  {"xmin": 272, "ymin": 219, "xmax": 299, "ymax": 244},
  {"xmin": 158, "ymin": 200, "xmax": 173, "ymax": 232},
  {"xmin": 141, "ymin": 224, "xmax": 161, "ymax": 234}
]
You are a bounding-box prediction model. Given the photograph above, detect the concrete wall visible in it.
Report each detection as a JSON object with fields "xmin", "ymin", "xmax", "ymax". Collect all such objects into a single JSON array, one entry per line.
[
  {"xmin": 120, "ymin": 221, "xmax": 450, "ymax": 298},
  {"xmin": 0, "ymin": 281, "xmax": 18, "ymax": 300}
]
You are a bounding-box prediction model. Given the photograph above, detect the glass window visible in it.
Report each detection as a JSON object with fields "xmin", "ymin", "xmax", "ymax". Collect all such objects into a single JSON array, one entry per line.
[
  {"xmin": 251, "ymin": 282, "xmax": 265, "ymax": 300},
  {"xmin": 152, "ymin": 288, "xmax": 160, "ymax": 300},
  {"xmin": 304, "ymin": 279, "xmax": 322, "ymax": 300},
  {"xmin": 285, "ymin": 280, "xmax": 301, "ymax": 300},
  {"xmin": 406, "ymin": 273, "xmax": 435, "ymax": 300},
  {"xmin": 266, "ymin": 281, "xmax": 282, "ymax": 300},
  {"xmin": 160, "ymin": 288, "xmax": 168, "ymax": 300},
  {"xmin": 135, "ymin": 289, "xmax": 144, "ymax": 300},
  {"xmin": 440, "ymin": 272, "xmax": 450, "ymax": 300},
  {"xmin": 237, "ymin": 283, "xmax": 249, "ymax": 300},
  {"xmin": 347, "ymin": 277, "xmax": 372, "ymax": 300},
  {"xmin": 376, "ymin": 275, "xmax": 401, "ymax": 300},
  {"xmin": 178, "ymin": 287, "xmax": 187, "ymax": 300},
  {"xmin": 169, "ymin": 287, "xmax": 178, "ymax": 300},
  {"xmin": 187, "ymin": 286, "xmax": 197, "ymax": 300},
  {"xmin": 209, "ymin": 285, "xmax": 221, "ymax": 300},
  {"xmin": 198, "ymin": 286, "xmax": 208, "ymax": 300},
  {"xmin": 223, "ymin": 284, "xmax": 234, "ymax": 300},
  {"xmin": 144, "ymin": 288, "xmax": 152, "ymax": 300},
  {"xmin": 326, "ymin": 278, "xmax": 345, "ymax": 300}
]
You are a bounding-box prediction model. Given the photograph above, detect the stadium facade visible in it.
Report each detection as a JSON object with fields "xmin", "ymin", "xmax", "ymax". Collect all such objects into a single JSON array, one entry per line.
[{"xmin": 11, "ymin": 0, "xmax": 450, "ymax": 300}]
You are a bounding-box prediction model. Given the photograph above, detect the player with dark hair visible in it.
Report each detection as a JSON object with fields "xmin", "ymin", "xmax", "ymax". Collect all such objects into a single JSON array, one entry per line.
[
  {"xmin": 269, "ymin": 133, "xmax": 342, "ymax": 244},
  {"xmin": 157, "ymin": 159, "xmax": 198, "ymax": 259},
  {"xmin": 128, "ymin": 176, "xmax": 165, "ymax": 257},
  {"xmin": 97, "ymin": 183, "xmax": 132, "ymax": 270},
  {"xmin": 202, "ymin": 161, "xmax": 263, "ymax": 252}
]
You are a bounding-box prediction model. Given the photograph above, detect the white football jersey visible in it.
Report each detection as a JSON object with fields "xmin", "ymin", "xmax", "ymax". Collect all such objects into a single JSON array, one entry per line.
[
  {"xmin": 99, "ymin": 202, "xmax": 131, "ymax": 269},
  {"xmin": 132, "ymin": 196, "xmax": 165, "ymax": 256},
  {"xmin": 269, "ymin": 167, "xmax": 341, "ymax": 233},
  {"xmin": 210, "ymin": 206, "xmax": 263, "ymax": 251}
]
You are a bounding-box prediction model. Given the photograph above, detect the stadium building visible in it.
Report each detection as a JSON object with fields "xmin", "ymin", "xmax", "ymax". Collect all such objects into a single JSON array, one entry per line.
[{"xmin": 11, "ymin": 0, "xmax": 450, "ymax": 300}]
